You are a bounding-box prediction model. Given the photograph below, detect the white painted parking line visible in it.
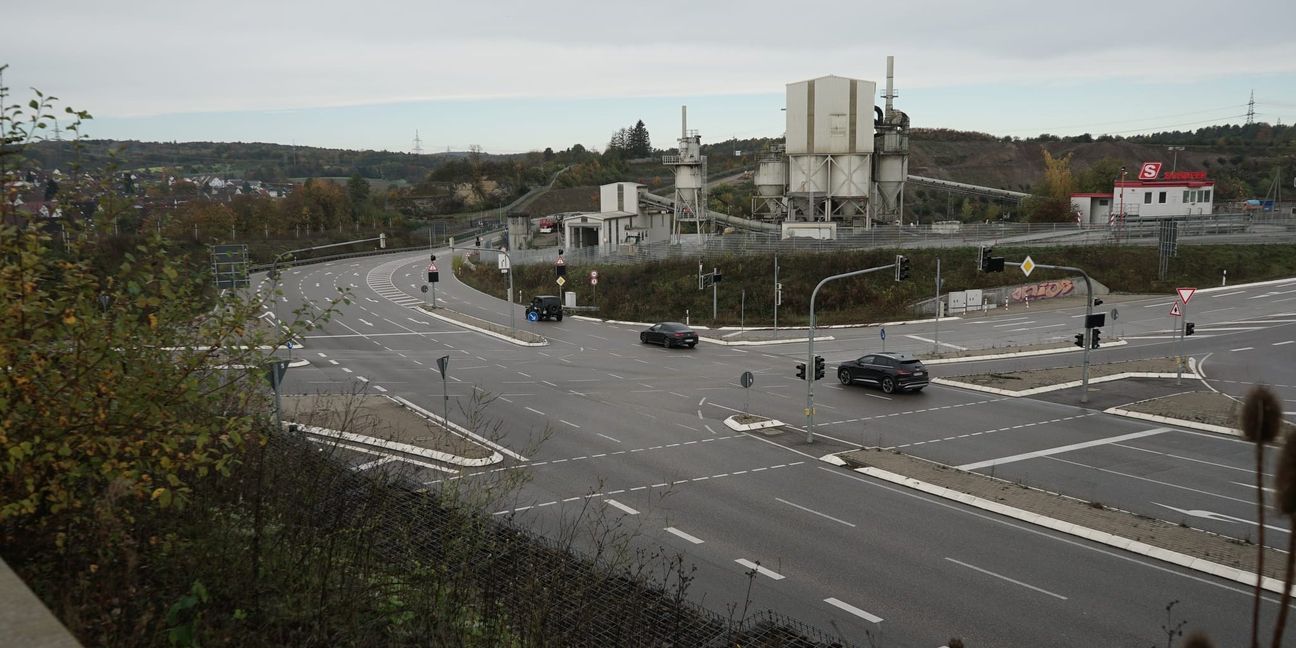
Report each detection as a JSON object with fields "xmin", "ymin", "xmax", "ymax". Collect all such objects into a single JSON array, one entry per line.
[
  {"xmin": 605, "ymin": 499, "xmax": 639, "ymax": 515},
  {"xmin": 735, "ymin": 559, "xmax": 785, "ymax": 580},
  {"xmin": 664, "ymin": 527, "xmax": 704, "ymax": 544},
  {"xmin": 823, "ymin": 597, "xmax": 883, "ymax": 623},
  {"xmin": 945, "ymin": 558, "xmax": 1066, "ymax": 600},
  {"xmin": 956, "ymin": 428, "xmax": 1170, "ymax": 471}
]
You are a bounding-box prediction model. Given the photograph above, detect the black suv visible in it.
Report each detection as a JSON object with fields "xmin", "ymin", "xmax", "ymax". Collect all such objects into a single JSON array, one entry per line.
[
  {"xmin": 837, "ymin": 351, "xmax": 928, "ymax": 393},
  {"xmin": 525, "ymin": 295, "xmax": 563, "ymax": 322}
]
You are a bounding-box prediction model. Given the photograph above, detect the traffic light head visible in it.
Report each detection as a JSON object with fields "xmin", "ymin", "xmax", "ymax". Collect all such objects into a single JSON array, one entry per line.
[
  {"xmin": 1074, "ymin": 333, "xmax": 1085, "ymax": 348},
  {"xmin": 796, "ymin": 362, "xmax": 807, "ymax": 380},
  {"xmin": 1185, "ymin": 322, "xmax": 1195, "ymax": 336},
  {"xmin": 814, "ymin": 355, "xmax": 826, "ymax": 381},
  {"xmin": 1091, "ymin": 328, "xmax": 1102, "ymax": 348},
  {"xmin": 895, "ymin": 255, "xmax": 911, "ymax": 281},
  {"xmin": 979, "ymin": 246, "xmax": 991, "ymax": 272}
]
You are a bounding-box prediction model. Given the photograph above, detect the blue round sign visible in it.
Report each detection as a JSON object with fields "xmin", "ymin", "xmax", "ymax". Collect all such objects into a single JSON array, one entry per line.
[{"xmin": 880, "ymin": 328, "xmax": 886, "ymax": 341}]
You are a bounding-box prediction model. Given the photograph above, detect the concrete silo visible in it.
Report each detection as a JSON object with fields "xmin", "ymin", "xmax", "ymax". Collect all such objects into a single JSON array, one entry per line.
[
  {"xmin": 872, "ymin": 56, "xmax": 910, "ymax": 225},
  {"xmin": 662, "ymin": 106, "xmax": 708, "ymax": 241},
  {"xmin": 751, "ymin": 143, "xmax": 788, "ymax": 220},
  {"xmin": 785, "ymin": 75, "xmax": 876, "ymax": 225}
]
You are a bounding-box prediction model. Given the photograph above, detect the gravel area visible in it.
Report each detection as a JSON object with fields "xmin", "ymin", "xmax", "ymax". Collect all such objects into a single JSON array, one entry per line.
[{"xmin": 283, "ymin": 394, "xmax": 497, "ymax": 460}]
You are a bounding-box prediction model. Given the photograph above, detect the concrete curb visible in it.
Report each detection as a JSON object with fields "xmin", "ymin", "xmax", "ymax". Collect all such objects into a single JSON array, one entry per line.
[
  {"xmin": 848, "ymin": 463, "xmax": 1286, "ymax": 595},
  {"xmin": 1104, "ymin": 407, "xmax": 1242, "ymax": 437},
  {"xmin": 723, "ymin": 415, "xmax": 785, "ymax": 432},
  {"xmin": 923, "ymin": 340, "xmax": 1130, "ymax": 365},
  {"xmin": 573, "ymin": 315, "xmax": 833, "ymax": 346},
  {"xmin": 294, "ymin": 423, "xmax": 503, "ymax": 467},
  {"xmin": 419, "ymin": 306, "xmax": 548, "ymax": 347},
  {"xmin": 288, "ymin": 359, "xmax": 311, "ymax": 368},
  {"xmin": 392, "ymin": 395, "xmax": 529, "ymax": 462},
  {"xmin": 932, "ymin": 370, "xmax": 1195, "ymax": 397},
  {"xmin": 701, "ymin": 335, "xmax": 835, "ymax": 347}
]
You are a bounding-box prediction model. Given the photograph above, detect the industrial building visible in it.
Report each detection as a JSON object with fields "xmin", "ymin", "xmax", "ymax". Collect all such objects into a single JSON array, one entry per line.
[{"xmin": 1071, "ymin": 165, "xmax": 1216, "ymax": 225}]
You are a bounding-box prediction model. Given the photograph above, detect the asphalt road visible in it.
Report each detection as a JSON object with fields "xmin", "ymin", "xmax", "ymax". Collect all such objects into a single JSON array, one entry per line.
[{"xmin": 266, "ymin": 252, "xmax": 1296, "ymax": 647}]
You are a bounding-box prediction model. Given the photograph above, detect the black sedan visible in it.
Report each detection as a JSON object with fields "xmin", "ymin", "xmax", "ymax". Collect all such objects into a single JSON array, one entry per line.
[
  {"xmin": 837, "ymin": 351, "xmax": 928, "ymax": 393},
  {"xmin": 640, "ymin": 322, "xmax": 698, "ymax": 348}
]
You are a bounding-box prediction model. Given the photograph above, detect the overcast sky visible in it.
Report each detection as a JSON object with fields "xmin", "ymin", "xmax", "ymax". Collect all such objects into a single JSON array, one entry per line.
[{"xmin": 7, "ymin": 0, "xmax": 1295, "ymax": 154}]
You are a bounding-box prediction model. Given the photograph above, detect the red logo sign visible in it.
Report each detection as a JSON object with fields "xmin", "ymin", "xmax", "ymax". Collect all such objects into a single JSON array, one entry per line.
[
  {"xmin": 1138, "ymin": 162, "xmax": 1162, "ymax": 180},
  {"xmin": 1164, "ymin": 171, "xmax": 1207, "ymax": 181}
]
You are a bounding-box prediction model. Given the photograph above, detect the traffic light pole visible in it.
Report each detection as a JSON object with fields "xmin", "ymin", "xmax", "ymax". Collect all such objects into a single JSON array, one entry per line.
[
  {"xmin": 1004, "ymin": 261, "xmax": 1096, "ymax": 404},
  {"xmin": 806, "ymin": 262, "xmax": 897, "ymax": 443}
]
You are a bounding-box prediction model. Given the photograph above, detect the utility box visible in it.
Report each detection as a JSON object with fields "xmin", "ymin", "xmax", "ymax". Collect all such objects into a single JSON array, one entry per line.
[{"xmin": 564, "ymin": 291, "xmax": 576, "ymax": 308}]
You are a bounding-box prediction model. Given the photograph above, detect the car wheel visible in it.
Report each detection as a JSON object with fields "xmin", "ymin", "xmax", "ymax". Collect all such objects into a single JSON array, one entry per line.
[
  {"xmin": 640, "ymin": 333, "xmax": 648, "ymax": 344},
  {"xmin": 880, "ymin": 377, "xmax": 897, "ymax": 394},
  {"xmin": 663, "ymin": 338, "xmax": 673, "ymax": 349},
  {"xmin": 838, "ymin": 369, "xmax": 852, "ymax": 385},
  {"xmin": 555, "ymin": 313, "xmax": 563, "ymax": 322},
  {"xmin": 687, "ymin": 342, "xmax": 696, "ymax": 348}
]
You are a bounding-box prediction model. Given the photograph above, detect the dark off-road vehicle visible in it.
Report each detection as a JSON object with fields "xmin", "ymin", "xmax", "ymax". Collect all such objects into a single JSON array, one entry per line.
[{"xmin": 526, "ymin": 295, "xmax": 563, "ymax": 322}]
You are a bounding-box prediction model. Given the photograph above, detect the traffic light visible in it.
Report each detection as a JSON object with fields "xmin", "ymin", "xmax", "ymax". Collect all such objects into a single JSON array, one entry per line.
[
  {"xmin": 713, "ymin": 269, "xmax": 723, "ymax": 283},
  {"xmin": 775, "ymin": 282, "xmax": 783, "ymax": 306},
  {"xmin": 979, "ymin": 246, "xmax": 1005, "ymax": 272},
  {"xmin": 814, "ymin": 355, "xmax": 825, "ymax": 381},
  {"xmin": 1091, "ymin": 328, "xmax": 1102, "ymax": 348},
  {"xmin": 1074, "ymin": 333, "xmax": 1085, "ymax": 348},
  {"xmin": 475, "ymin": 236, "xmax": 481, "ymax": 247},
  {"xmin": 895, "ymin": 255, "xmax": 910, "ymax": 281},
  {"xmin": 1185, "ymin": 322, "xmax": 1195, "ymax": 336},
  {"xmin": 796, "ymin": 362, "xmax": 806, "ymax": 381}
]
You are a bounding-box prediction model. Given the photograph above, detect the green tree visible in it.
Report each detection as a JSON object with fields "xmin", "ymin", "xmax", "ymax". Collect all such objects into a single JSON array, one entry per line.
[
  {"xmin": 1024, "ymin": 148, "xmax": 1077, "ymax": 223},
  {"xmin": 628, "ymin": 120, "xmax": 652, "ymax": 157},
  {"xmin": 1076, "ymin": 157, "xmax": 1126, "ymax": 193},
  {"xmin": 346, "ymin": 173, "xmax": 370, "ymax": 222}
]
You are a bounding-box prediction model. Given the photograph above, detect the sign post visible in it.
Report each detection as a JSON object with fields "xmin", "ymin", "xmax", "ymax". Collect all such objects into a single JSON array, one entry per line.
[
  {"xmin": 264, "ymin": 360, "xmax": 290, "ymax": 433},
  {"xmin": 436, "ymin": 355, "xmax": 450, "ymax": 425},
  {"xmin": 739, "ymin": 371, "xmax": 755, "ymax": 414},
  {"xmin": 1174, "ymin": 287, "xmax": 1195, "ymax": 384}
]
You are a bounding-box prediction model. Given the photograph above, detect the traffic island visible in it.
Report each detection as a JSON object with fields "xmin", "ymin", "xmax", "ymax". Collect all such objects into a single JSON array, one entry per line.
[
  {"xmin": 830, "ymin": 447, "xmax": 1288, "ymax": 593},
  {"xmin": 724, "ymin": 414, "xmax": 785, "ymax": 434}
]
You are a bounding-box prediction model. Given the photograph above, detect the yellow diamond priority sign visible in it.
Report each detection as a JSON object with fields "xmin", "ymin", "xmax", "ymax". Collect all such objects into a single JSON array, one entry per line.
[
  {"xmin": 1020, "ymin": 256, "xmax": 1036, "ymax": 277},
  {"xmin": 556, "ymin": 276, "xmax": 566, "ymax": 287}
]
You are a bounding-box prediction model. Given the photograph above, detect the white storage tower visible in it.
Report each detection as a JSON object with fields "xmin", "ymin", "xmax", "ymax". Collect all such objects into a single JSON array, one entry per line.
[
  {"xmin": 752, "ymin": 143, "xmax": 788, "ymax": 220},
  {"xmin": 662, "ymin": 106, "xmax": 707, "ymax": 241},
  {"xmin": 785, "ymin": 75, "xmax": 876, "ymax": 225},
  {"xmin": 872, "ymin": 56, "xmax": 910, "ymax": 225}
]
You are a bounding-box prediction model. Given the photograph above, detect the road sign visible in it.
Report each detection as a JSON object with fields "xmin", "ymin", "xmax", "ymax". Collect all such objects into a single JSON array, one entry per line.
[
  {"xmin": 556, "ymin": 276, "xmax": 567, "ymax": 286},
  {"xmin": 428, "ymin": 263, "xmax": 438, "ymax": 273},
  {"xmin": 555, "ymin": 257, "xmax": 566, "ymax": 266},
  {"xmin": 590, "ymin": 277, "xmax": 598, "ymax": 286},
  {"xmin": 739, "ymin": 371, "xmax": 754, "ymax": 388},
  {"xmin": 1020, "ymin": 256, "xmax": 1036, "ymax": 277},
  {"xmin": 1176, "ymin": 287, "xmax": 1196, "ymax": 304},
  {"xmin": 590, "ymin": 270, "xmax": 599, "ymax": 279},
  {"xmin": 420, "ymin": 285, "xmax": 428, "ymax": 293},
  {"xmin": 286, "ymin": 340, "xmax": 294, "ymax": 349},
  {"xmin": 880, "ymin": 328, "xmax": 887, "ymax": 341},
  {"xmin": 1170, "ymin": 303, "xmax": 1182, "ymax": 316},
  {"xmin": 1110, "ymin": 308, "xmax": 1119, "ymax": 321},
  {"xmin": 264, "ymin": 360, "xmax": 289, "ymax": 387},
  {"xmin": 436, "ymin": 355, "xmax": 449, "ymax": 377}
]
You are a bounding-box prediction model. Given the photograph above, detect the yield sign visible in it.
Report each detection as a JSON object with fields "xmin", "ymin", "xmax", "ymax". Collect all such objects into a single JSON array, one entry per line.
[
  {"xmin": 1176, "ymin": 287, "xmax": 1196, "ymax": 304},
  {"xmin": 1169, "ymin": 303, "xmax": 1182, "ymax": 317}
]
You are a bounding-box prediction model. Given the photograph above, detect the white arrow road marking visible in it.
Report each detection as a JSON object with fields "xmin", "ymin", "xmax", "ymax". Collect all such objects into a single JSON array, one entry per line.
[
  {"xmin": 823, "ymin": 598, "xmax": 883, "ymax": 624},
  {"xmin": 735, "ymin": 559, "xmax": 785, "ymax": 580},
  {"xmin": 1154, "ymin": 503, "xmax": 1289, "ymax": 534},
  {"xmin": 664, "ymin": 527, "xmax": 704, "ymax": 544}
]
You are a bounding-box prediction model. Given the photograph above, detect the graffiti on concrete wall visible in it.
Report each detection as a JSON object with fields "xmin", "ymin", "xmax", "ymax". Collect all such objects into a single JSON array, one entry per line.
[{"xmin": 1010, "ymin": 279, "xmax": 1075, "ymax": 303}]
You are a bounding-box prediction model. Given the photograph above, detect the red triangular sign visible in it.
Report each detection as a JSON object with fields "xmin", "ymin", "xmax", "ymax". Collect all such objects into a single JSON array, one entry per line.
[
  {"xmin": 1176, "ymin": 287, "xmax": 1196, "ymax": 304},
  {"xmin": 1169, "ymin": 303, "xmax": 1182, "ymax": 316}
]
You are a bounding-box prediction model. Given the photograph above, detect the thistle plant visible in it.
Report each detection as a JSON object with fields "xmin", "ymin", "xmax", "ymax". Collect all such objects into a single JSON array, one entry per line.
[{"xmin": 1241, "ymin": 386, "xmax": 1283, "ymax": 648}]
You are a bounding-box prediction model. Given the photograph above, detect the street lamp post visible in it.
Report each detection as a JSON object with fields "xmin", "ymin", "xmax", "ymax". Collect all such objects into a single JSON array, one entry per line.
[{"xmin": 1168, "ymin": 146, "xmax": 1185, "ymax": 172}]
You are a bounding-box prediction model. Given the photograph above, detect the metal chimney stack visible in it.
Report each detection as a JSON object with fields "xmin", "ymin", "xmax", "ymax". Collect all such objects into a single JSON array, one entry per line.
[
  {"xmin": 885, "ymin": 56, "xmax": 895, "ymax": 120},
  {"xmin": 681, "ymin": 105, "xmax": 687, "ymax": 139}
]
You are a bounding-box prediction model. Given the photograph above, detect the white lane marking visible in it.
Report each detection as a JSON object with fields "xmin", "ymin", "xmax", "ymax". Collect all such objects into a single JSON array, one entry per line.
[
  {"xmin": 735, "ymin": 559, "xmax": 785, "ymax": 581},
  {"xmin": 775, "ymin": 497, "xmax": 856, "ymax": 527},
  {"xmin": 317, "ymin": 352, "xmax": 327, "ymax": 358},
  {"xmin": 1212, "ymin": 291, "xmax": 1245, "ymax": 297},
  {"xmin": 356, "ymin": 376, "xmax": 369, "ymax": 383},
  {"xmin": 352, "ymin": 456, "xmax": 399, "ymax": 472},
  {"xmin": 608, "ymin": 373, "xmax": 625, "ymax": 379},
  {"xmin": 560, "ymin": 420, "xmax": 581, "ymax": 429},
  {"xmin": 904, "ymin": 334, "xmax": 967, "ymax": 350},
  {"xmin": 542, "ymin": 380, "xmax": 558, "ymax": 387},
  {"xmin": 1111, "ymin": 443, "xmax": 1269, "ymax": 476},
  {"xmin": 993, "ymin": 320, "xmax": 1034, "ymax": 328},
  {"xmin": 328, "ymin": 359, "xmax": 339, "ymax": 365},
  {"xmin": 1275, "ymin": 341, "xmax": 1295, "ymax": 346},
  {"xmin": 823, "ymin": 597, "xmax": 883, "ymax": 624},
  {"xmin": 597, "ymin": 433, "xmax": 621, "ymax": 443},
  {"xmin": 1048, "ymin": 456, "xmax": 1251, "ymax": 505},
  {"xmin": 518, "ymin": 372, "xmax": 531, "ymax": 378},
  {"xmin": 665, "ymin": 527, "xmax": 704, "ymax": 544},
  {"xmin": 1230, "ymin": 481, "xmax": 1276, "ymax": 493},
  {"xmin": 525, "ymin": 407, "xmax": 545, "ymax": 415},
  {"xmin": 605, "ymin": 499, "xmax": 639, "ymax": 515},
  {"xmin": 956, "ymin": 428, "xmax": 1170, "ymax": 471},
  {"xmin": 1231, "ymin": 347, "xmax": 1255, "ymax": 352},
  {"xmin": 669, "ymin": 391, "xmax": 687, "ymax": 398},
  {"xmin": 341, "ymin": 367, "xmax": 353, "ymax": 373},
  {"xmin": 945, "ymin": 558, "xmax": 1067, "ymax": 600},
  {"xmin": 372, "ymin": 385, "xmax": 388, "ymax": 393},
  {"xmin": 1144, "ymin": 301, "xmax": 1175, "ymax": 308},
  {"xmin": 357, "ymin": 318, "xmax": 374, "ymax": 327}
]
